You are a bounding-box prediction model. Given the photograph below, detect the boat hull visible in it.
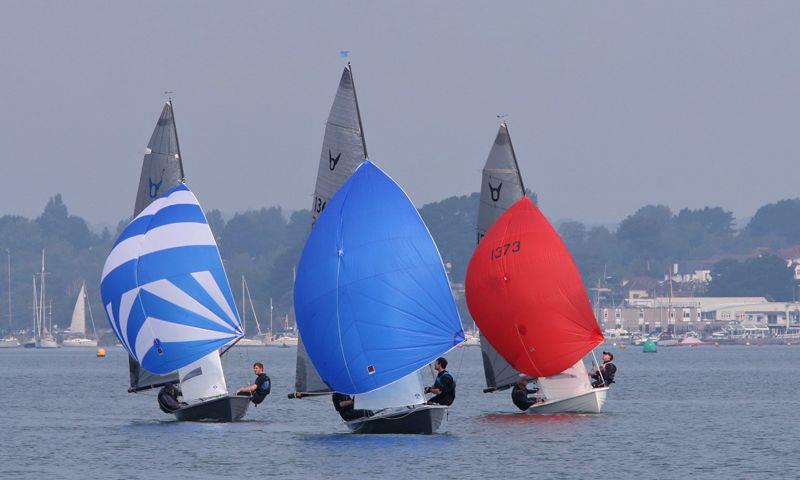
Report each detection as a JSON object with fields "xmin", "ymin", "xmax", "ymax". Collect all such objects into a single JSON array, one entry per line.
[
  {"xmin": 62, "ymin": 338, "xmax": 98, "ymax": 347},
  {"xmin": 173, "ymin": 395, "xmax": 251, "ymax": 422},
  {"xmin": 35, "ymin": 338, "xmax": 60, "ymax": 349},
  {"xmin": 526, "ymin": 387, "xmax": 608, "ymax": 414},
  {"xmin": 0, "ymin": 339, "xmax": 20, "ymax": 348},
  {"xmin": 345, "ymin": 404, "xmax": 447, "ymax": 434}
]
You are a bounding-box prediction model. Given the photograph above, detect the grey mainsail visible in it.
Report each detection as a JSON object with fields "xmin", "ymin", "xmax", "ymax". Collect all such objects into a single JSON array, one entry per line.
[
  {"xmin": 127, "ymin": 101, "xmax": 184, "ymax": 392},
  {"xmin": 476, "ymin": 122, "xmax": 526, "ymax": 392},
  {"xmin": 294, "ymin": 63, "xmax": 368, "ymax": 394}
]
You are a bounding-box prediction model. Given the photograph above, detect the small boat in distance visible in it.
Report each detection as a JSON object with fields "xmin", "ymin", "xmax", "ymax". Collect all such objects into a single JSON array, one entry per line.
[
  {"xmin": 63, "ymin": 282, "xmax": 98, "ymax": 347},
  {"xmin": 666, "ymin": 332, "xmax": 716, "ymax": 347},
  {"xmin": 33, "ymin": 252, "xmax": 59, "ymax": 349},
  {"xmin": 0, "ymin": 336, "xmax": 20, "ymax": 348}
]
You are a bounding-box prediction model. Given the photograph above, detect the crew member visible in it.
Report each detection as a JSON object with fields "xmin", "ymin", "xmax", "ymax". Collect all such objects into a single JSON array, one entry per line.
[
  {"xmin": 425, "ymin": 357, "xmax": 456, "ymax": 406},
  {"xmin": 590, "ymin": 351, "xmax": 617, "ymax": 388},
  {"xmin": 331, "ymin": 392, "xmax": 372, "ymax": 421},
  {"xmin": 157, "ymin": 383, "xmax": 187, "ymax": 413},
  {"xmin": 511, "ymin": 376, "xmax": 540, "ymax": 411},
  {"xmin": 236, "ymin": 362, "xmax": 271, "ymax": 405}
]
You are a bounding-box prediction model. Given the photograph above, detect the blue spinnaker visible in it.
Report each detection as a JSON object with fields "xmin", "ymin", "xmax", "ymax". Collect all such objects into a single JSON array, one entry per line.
[
  {"xmin": 100, "ymin": 183, "xmax": 242, "ymax": 374},
  {"xmin": 294, "ymin": 161, "xmax": 464, "ymax": 394}
]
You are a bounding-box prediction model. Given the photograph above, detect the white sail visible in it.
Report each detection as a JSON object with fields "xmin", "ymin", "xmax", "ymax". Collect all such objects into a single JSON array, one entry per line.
[
  {"xmin": 537, "ymin": 360, "xmax": 593, "ymax": 402},
  {"xmin": 354, "ymin": 369, "xmax": 426, "ymax": 411},
  {"xmin": 68, "ymin": 284, "xmax": 86, "ymax": 335},
  {"xmin": 177, "ymin": 350, "xmax": 228, "ymax": 403}
]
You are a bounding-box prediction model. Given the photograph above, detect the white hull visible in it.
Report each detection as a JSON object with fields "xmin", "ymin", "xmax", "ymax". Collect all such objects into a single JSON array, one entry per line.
[
  {"xmin": 35, "ymin": 338, "xmax": 60, "ymax": 349},
  {"xmin": 264, "ymin": 336, "xmax": 298, "ymax": 348},
  {"xmin": 235, "ymin": 338, "xmax": 264, "ymax": 347},
  {"xmin": 62, "ymin": 338, "xmax": 97, "ymax": 347},
  {"xmin": 0, "ymin": 338, "xmax": 21, "ymax": 348},
  {"xmin": 526, "ymin": 387, "xmax": 608, "ymax": 414}
]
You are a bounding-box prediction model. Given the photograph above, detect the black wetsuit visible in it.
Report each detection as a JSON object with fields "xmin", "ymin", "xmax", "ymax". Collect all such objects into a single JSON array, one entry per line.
[
  {"xmin": 511, "ymin": 385, "xmax": 538, "ymax": 411},
  {"xmin": 332, "ymin": 392, "xmax": 371, "ymax": 421},
  {"xmin": 428, "ymin": 370, "xmax": 456, "ymax": 406},
  {"xmin": 157, "ymin": 386, "xmax": 185, "ymax": 413},
  {"xmin": 240, "ymin": 373, "xmax": 271, "ymax": 405},
  {"xmin": 591, "ymin": 361, "xmax": 616, "ymax": 388}
]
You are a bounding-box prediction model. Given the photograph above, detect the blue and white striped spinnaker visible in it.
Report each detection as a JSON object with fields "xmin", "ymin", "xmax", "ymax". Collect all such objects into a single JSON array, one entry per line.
[{"xmin": 101, "ymin": 183, "xmax": 242, "ymax": 375}]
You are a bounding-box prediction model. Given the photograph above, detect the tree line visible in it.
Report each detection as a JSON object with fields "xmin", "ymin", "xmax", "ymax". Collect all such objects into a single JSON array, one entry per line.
[{"xmin": 2, "ymin": 193, "xmax": 800, "ymax": 333}]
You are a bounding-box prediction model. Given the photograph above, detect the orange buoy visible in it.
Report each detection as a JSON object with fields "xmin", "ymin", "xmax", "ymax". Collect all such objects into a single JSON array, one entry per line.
[{"xmin": 96, "ymin": 347, "xmax": 106, "ymax": 357}]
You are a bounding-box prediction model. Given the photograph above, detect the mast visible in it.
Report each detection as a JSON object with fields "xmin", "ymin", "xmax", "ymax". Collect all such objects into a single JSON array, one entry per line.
[
  {"xmin": 85, "ymin": 283, "xmax": 98, "ymax": 340},
  {"xmin": 6, "ymin": 249, "xmax": 11, "ymax": 330},
  {"xmin": 243, "ymin": 278, "xmax": 262, "ymax": 336},
  {"xmin": 126, "ymin": 100, "xmax": 186, "ymax": 392},
  {"xmin": 475, "ymin": 122, "xmax": 528, "ymax": 391},
  {"xmin": 241, "ymin": 276, "xmax": 247, "ymax": 335},
  {"xmin": 502, "ymin": 121, "xmax": 526, "ymax": 194},
  {"xmin": 269, "ymin": 298, "xmax": 273, "ymax": 336},
  {"xmin": 32, "ymin": 276, "xmax": 37, "ymax": 338},
  {"xmin": 168, "ymin": 100, "xmax": 185, "ymax": 181},
  {"xmin": 348, "ymin": 63, "xmax": 369, "ymax": 159},
  {"xmin": 39, "ymin": 250, "xmax": 45, "ymax": 335}
]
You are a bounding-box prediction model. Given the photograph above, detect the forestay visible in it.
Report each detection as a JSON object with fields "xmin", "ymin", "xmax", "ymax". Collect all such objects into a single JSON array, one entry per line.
[
  {"xmin": 294, "ymin": 161, "xmax": 465, "ymax": 395},
  {"xmin": 295, "ymin": 63, "xmax": 368, "ymax": 394},
  {"xmin": 476, "ymin": 123, "xmax": 526, "ymax": 390},
  {"xmin": 101, "ymin": 183, "xmax": 243, "ymax": 375}
]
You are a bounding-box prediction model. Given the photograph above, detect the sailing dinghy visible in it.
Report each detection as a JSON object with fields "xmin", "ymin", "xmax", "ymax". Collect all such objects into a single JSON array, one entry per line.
[
  {"xmin": 100, "ymin": 102, "xmax": 248, "ymax": 422},
  {"xmin": 467, "ymin": 123, "xmax": 607, "ymax": 414},
  {"xmin": 294, "ymin": 161, "xmax": 465, "ymax": 434}
]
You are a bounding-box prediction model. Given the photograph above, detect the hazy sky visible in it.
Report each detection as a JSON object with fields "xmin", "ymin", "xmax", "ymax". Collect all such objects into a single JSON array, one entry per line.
[{"xmin": 2, "ymin": 1, "xmax": 799, "ymax": 226}]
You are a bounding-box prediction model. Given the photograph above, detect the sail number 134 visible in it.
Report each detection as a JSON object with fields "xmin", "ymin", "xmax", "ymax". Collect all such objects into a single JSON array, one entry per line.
[{"xmin": 491, "ymin": 241, "xmax": 521, "ymax": 260}]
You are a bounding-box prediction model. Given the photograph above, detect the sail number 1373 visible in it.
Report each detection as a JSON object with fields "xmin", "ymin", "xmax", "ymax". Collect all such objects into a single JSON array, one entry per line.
[{"xmin": 491, "ymin": 241, "xmax": 521, "ymax": 260}]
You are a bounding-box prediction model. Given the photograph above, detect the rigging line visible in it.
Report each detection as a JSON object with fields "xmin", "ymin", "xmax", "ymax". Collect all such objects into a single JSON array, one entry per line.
[
  {"xmin": 591, "ymin": 349, "xmax": 605, "ymax": 385},
  {"xmin": 85, "ymin": 283, "xmax": 99, "ymax": 340},
  {"xmin": 455, "ymin": 340, "xmax": 466, "ymax": 380}
]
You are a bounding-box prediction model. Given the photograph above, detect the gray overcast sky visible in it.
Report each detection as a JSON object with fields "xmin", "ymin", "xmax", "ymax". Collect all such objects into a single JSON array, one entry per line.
[{"xmin": 1, "ymin": 1, "xmax": 799, "ymax": 225}]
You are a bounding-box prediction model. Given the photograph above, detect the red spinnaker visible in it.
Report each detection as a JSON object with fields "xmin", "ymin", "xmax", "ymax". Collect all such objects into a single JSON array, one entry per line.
[{"xmin": 465, "ymin": 197, "xmax": 604, "ymax": 378}]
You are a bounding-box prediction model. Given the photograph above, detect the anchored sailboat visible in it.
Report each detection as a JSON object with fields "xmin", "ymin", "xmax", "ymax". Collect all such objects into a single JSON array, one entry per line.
[
  {"xmin": 467, "ymin": 123, "xmax": 607, "ymax": 414},
  {"xmin": 291, "ymin": 63, "xmax": 369, "ymax": 397},
  {"xmin": 34, "ymin": 251, "xmax": 59, "ymax": 349},
  {"xmin": 294, "ymin": 161, "xmax": 465, "ymax": 434},
  {"xmin": 63, "ymin": 283, "xmax": 98, "ymax": 347},
  {"xmin": 100, "ymin": 102, "xmax": 248, "ymax": 422}
]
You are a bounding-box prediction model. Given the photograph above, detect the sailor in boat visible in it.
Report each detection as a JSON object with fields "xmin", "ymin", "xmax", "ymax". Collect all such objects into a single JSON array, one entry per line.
[
  {"xmin": 424, "ymin": 357, "xmax": 456, "ymax": 406},
  {"xmin": 235, "ymin": 362, "xmax": 271, "ymax": 405},
  {"xmin": 157, "ymin": 384, "xmax": 187, "ymax": 414},
  {"xmin": 590, "ymin": 351, "xmax": 617, "ymax": 388},
  {"xmin": 331, "ymin": 392, "xmax": 372, "ymax": 421},
  {"xmin": 511, "ymin": 376, "xmax": 542, "ymax": 411}
]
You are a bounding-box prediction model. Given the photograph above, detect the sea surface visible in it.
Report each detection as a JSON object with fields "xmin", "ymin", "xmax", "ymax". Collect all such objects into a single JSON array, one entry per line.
[{"xmin": 1, "ymin": 344, "xmax": 797, "ymax": 479}]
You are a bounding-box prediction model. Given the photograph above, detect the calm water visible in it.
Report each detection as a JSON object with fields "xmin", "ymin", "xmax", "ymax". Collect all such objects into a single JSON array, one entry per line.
[{"xmin": 1, "ymin": 344, "xmax": 797, "ymax": 479}]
